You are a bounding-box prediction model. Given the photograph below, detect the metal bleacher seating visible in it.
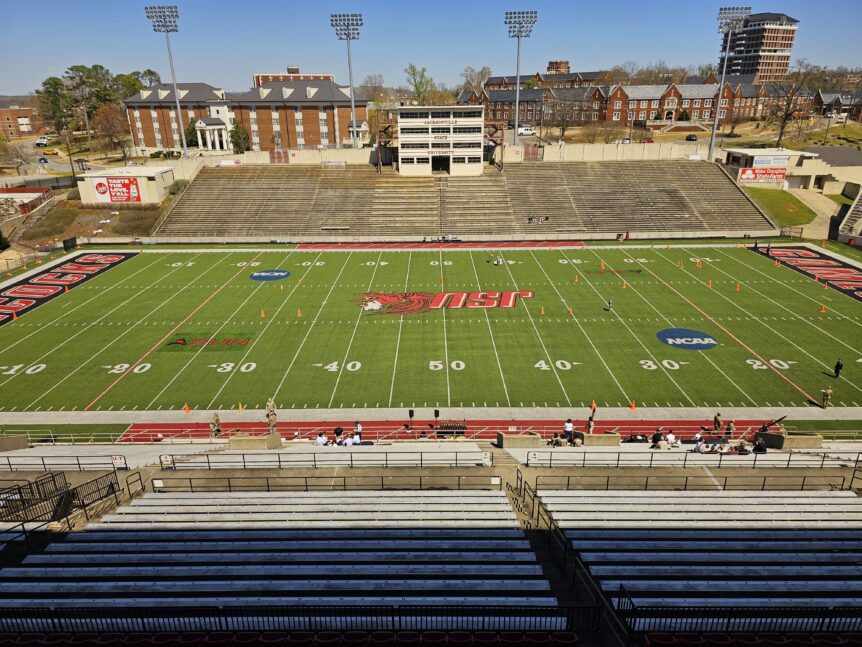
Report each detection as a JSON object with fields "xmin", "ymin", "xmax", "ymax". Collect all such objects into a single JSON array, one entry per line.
[
  {"xmin": 153, "ymin": 160, "xmax": 776, "ymax": 239},
  {"xmin": 0, "ymin": 490, "xmax": 562, "ymax": 631},
  {"xmin": 538, "ymin": 489, "xmax": 862, "ymax": 632}
]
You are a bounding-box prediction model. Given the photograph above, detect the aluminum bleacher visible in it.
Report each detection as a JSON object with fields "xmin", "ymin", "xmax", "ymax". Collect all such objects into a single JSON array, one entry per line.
[
  {"xmin": 153, "ymin": 160, "xmax": 776, "ymax": 240},
  {"xmin": 537, "ymin": 489, "xmax": 862, "ymax": 633},
  {"xmin": 0, "ymin": 490, "xmax": 567, "ymax": 632}
]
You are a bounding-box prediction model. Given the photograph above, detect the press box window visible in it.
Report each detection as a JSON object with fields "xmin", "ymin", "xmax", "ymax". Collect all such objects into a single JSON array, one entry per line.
[
  {"xmin": 452, "ymin": 157, "xmax": 466, "ymax": 164},
  {"xmin": 401, "ymin": 127, "xmax": 429, "ymax": 134},
  {"xmin": 415, "ymin": 157, "xmax": 430, "ymax": 164},
  {"xmin": 431, "ymin": 111, "xmax": 451, "ymax": 118},
  {"xmin": 467, "ymin": 157, "xmax": 481, "ymax": 163},
  {"xmin": 400, "ymin": 158, "xmax": 415, "ymax": 164},
  {"xmin": 431, "ymin": 127, "xmax": 450, "ymax": 134}
]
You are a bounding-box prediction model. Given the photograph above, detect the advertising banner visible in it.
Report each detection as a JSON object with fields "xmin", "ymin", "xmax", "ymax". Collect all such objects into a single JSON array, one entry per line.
[
  {"xmin": 738, "ymin": 167, "xmax": 787, "ymax": 183},
  {"xmin": 93, "ymin": 177, "xmax": 141, "ymax": 203}
]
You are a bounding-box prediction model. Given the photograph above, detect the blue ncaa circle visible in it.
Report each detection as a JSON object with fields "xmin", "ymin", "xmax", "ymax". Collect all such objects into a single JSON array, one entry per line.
[
  {"xmin": 250, "ymin": 270, "xmax": 291, "ymax": 282},
  {"xmin": 656, "ymin": 328, "xmax": 718, "ymax": 351}
]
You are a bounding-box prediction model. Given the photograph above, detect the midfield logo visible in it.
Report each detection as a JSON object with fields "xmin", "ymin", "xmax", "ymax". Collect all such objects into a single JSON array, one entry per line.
[{"xmin": 356, "ymin": 291, "xmax": 534, "ymax": 315}]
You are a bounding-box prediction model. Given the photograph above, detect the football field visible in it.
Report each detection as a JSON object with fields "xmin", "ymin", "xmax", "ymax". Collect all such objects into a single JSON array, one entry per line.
[{"xmin": 1, "ymin": 244, "xmax": 860, "ymax": 413}]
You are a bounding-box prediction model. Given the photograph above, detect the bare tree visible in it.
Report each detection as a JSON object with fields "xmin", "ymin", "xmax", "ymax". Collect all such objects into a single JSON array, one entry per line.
[
  {"xmin": 359, "ymin": 74, "xmax": 389, "ymax": 103},
  {"xmin": 550, "ymin": 100, "xmax": 577, "ymax": 142},
  {"xmin": 92, "ymin": 103, "xmax": 131, "ymax": 159},
  {"xmin": 460, "ymin": 66, "xmax": 493, "ymax": 93},
  {"xmin": 769, "ymin": 60, "xmax": 816, "ymax": 148},
  {"xmin": 8, "ymin": 143, "xmax": 34, "ymax": 175},
  {"xmin": 600, "ymin": 123, "xmax": 627, "ymax": 144},
  {"xmin": 581, "ymin": 124, "xmax": 603, "ymax": 144}
]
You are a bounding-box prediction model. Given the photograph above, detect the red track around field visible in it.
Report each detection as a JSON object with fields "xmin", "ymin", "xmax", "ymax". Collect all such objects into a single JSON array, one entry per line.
[
  {"xmin": 297, "ymin": 241, "xmax": 586, "ymax": 251},
  {"xmin": 119, "ymin": 418, "xmax": 769, "ymax": 443}
]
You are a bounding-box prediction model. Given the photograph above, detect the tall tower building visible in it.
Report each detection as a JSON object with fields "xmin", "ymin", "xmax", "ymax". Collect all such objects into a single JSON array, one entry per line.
[{"xmin": 719, "ymin": 12, "xmax": 798, "ymax": 83}]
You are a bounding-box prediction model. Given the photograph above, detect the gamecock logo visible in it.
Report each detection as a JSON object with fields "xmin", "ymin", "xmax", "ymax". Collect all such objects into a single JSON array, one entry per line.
[{"xmin": 356, "ymin": 291, "xmax": 533, "ymax": 315}]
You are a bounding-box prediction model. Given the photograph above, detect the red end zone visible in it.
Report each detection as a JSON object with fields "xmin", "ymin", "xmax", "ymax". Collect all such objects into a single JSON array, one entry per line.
[
  {"xmin": 120, "ymin": 419, "xmax": 767, "ymax": 443},
  {"xmin": 297, "ymin": 241, "xmax": 586, "ymax": 251}
]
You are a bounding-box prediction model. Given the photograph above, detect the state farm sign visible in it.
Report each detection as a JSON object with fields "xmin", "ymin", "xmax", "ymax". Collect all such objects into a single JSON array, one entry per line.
[
  {"xmin": 92, "ymin": 177, "xmax": 141, "ymax": 203},
  {"xmin": 738, "ymin": 167, "xmax": 786, "ymax": 183}
]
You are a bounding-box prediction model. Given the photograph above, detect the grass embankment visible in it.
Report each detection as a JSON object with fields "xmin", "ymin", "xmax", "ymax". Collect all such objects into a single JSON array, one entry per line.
[
  {"xmin": 743, "ymin": 187, "xmax": 817, "ymax": 226},
  {"xmin": 19, "ymin": 201, "xmax": 163, "ymax": 243}
]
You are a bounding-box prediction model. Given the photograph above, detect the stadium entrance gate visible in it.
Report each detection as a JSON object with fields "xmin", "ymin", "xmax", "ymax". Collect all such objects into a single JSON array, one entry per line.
[{"xmin": 431, "ymin": 156, "xmax": 451, "ymax": 173}]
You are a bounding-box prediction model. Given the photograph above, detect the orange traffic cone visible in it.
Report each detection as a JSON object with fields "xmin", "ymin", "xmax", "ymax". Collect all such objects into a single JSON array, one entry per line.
[
  {"xmin": 439, "ymin": 276, "xmax": 445, "ymax": 284},
  {"xmin": 64, "ymin": 286, "xmax": 69, "ymax": 293},
  {"xmin": 735, "ymin": 282, "xmax": 741, "ymax": 292},
  {"xmin": 707, "ymin": 279, "xmax": 713, "ymax": 288},
  {"xmin": 600, "ymin": 261, "xmax": 605, "ymax": 270},
  {"xmin": 824, "ymin": 281, "xmax": 828, "ymax": 290},
  {"xmin": 621, "ymin": 281, "xmax": 627, "ymax": 289},
  {"xmin": 820, "ymin": 304, "xmax": 826, "ymax": 313},
  {"xmin": 630, "ymin": 400, "xmax": 636, "ymax": 410},
  {"xmin": 297, "ymin": 308, "xmax": 302, "ymax": 318},
  {"xmin": 260, "ymin": 309, "xmax": 266, "ymax": 318},
  {"xmin": 183, "ymin": 402, "xmax": 191, "ymax": 413},
  {"xmin": 821, "ymin": 240, "xmax": 827, "ymax": 247},
  {"xmin": 774, "ymin": 260, "xmax": 781, "ymax": 267},
  {"xmin": 696, "ymin": 261, "xmax": 703, "ymax": 269},
  {"xmin": 12, "ymin": 312, "xmax": 17, "ymax": 320},
  {"xmin": 591, "ymin": 400, "xmax": 597, "ymax": 410},
  {"xmin": 567, "ymin": 306, "xmax": 573, "ymax": 315},
  {"xmin": 539, "ymin": 306, "xmax": 545, "ymax": 316},
  {"xmin": 279, "ymin": 285, "xmax": 284, "ymax": 293},
  {"xmin": 574, "ymin": 275, "xmax": 579, "ymax": 283}
]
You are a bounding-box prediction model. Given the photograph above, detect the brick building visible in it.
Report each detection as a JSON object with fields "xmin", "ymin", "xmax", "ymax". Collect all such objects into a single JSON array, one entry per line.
[
  {"xmin": 484, "ymin": 70, "xmax": 607, "ymax": 91},
  {"xmin": 457, "ymin": 88, "xmax": 548, "ymax": 125},
  {"xmin": 123, "ymin": 78, "xmax": 367, "ymax": 155},
  {"xmin": 252, "ymin": 66, "xmax": 335, "ymax": 89},
  {"xmin": 720, "ymin": 12, "xmax": 799, "ymax": 83},
  {"xmin": 0, "ymin": 107, "xmax": 45, "ymax": 139}
]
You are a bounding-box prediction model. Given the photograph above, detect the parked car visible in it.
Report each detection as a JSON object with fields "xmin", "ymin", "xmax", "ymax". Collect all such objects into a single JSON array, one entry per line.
[
  {"xmin": 622, "ymin": 137, "xmax": 631, "ymax": 144},
  {"xmin": 38, "ymin": 157, "xmax": 48, "ymax": 164},
  {"xmin": 42, "ymin": 148, "xmax": 60, "ymax": 155},
  {"xmin": 517, "ymin": 126, "xmax": 535, "ymax": 136},
  {"xmin": 835, "ymin": 116, "xmax": 847, "ymax": 124},
  {"xmin": 643, "ymin": 137, "xmax": 655, "ymax": 144},
  {"xmin": 35, "ymin": 137, "xmax": 49, "ymax": 147},
  {"xmin": 685, "ymin": 134, "xmax": 698, "ymax": 141}
]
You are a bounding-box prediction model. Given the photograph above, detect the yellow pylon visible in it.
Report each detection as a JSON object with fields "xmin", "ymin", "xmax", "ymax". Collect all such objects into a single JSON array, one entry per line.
[
  {"xmin": 707, "ymin": 279, "xmax": 713, "ymax": 288},
  {"xmin": 621, "ymin": 281, "xmax": 627, "ymax": 289},
  {"xmin": 695, "ymin": 261, "xmax": 703, "ymax": 269},
  {"xmin": 574, "ymin": 275, "xmax": 579, "ymax": 283},
  {"xmin": 238, "ymin": 403, "xmax": 245, "ymax": 412},
  {"xmin": 823, "ymin": 281, "xmax": 828, "ymax": 290},
  {"xmin": 539, "ymin": 306, "xmax": 545, "ymax": 316},
  {"xmin": 260, "ymin": 309, "xmax": 266, "ymax": 318},
  {"xmin": 279, "ymin": 285, "xmax": 284, "ymax": 293}
]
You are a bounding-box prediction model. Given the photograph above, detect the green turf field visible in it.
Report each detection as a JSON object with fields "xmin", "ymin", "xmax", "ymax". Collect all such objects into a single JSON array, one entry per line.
[{"xmin": 0, "ymin": 245, "xmax": 860, "ymax": 412}]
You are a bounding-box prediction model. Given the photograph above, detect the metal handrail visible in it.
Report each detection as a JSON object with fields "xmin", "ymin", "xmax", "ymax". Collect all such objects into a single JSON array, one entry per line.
[
  {"xmin": 525, "ymin": 449, "xmax": 860, "ymax": 469},
  {"xmin": 150, "ymin": 474, "xmax": 503, "ymax": 492},
  {"xmin": 159, "ymin": 450, "xmax": 493, "ymax": 470}
]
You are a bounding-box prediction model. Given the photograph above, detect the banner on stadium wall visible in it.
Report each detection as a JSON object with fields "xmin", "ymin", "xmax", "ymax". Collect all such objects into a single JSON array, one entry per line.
[
  {"xmin": 754, "ymin": 247, "xmax": 862, "ymax": 302},
  {"xmin": 738, "ymin": 167, "xmax": 786, "ymax": 183},
  {"xmin": 0, "ymin": 252, "xmax": 137, "ymax": 326},
  {"xmin": 753, "ymin": 155, "xmax": 790, "ymax": 167},
  {"xmin": 93, "ymin": 177, "xmax": 141, "ymax": 203}
]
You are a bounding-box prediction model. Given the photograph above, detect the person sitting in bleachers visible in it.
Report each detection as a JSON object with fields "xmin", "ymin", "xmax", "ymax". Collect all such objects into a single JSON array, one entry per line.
[
  {"xmin": 753, "ymin": 438, "xmax": 767, "ymax": 453},
  {"xmin": 650, "ymin": 429, "xmax": 664, "ymax": 449},
  {"xmin": 695, "ymin": 438, "xmax": 707, "ymax": 453},
  {"xmin": 315, "ymin": 432, "xmax": 328, "ymax": 446},
  {"xmin": 665, "ymin": 431, "xmax": 679, "ymax": 448},
  {"xmin": 548, "ymin": 433, "xmax": 562, "ymax": 448}
]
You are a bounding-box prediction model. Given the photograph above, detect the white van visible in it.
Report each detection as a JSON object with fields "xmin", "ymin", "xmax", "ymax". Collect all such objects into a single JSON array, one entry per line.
[{"xmin": 517, "ymin": 126, "xmax": 535, "ymax": 136}]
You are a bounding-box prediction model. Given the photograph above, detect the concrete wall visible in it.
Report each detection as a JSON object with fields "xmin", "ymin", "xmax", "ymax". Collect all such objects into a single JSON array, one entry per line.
[
  {"xmin": 507, "ymin": 142, "xmax": 708, "ymax": 163},
  {"xmin": 283, "ymin": 148, "xmax": 376, "ymax": 166}
]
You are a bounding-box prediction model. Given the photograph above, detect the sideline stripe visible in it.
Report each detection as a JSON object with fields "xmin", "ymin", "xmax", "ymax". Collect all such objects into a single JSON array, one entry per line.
[
  {"xmin": 388, "ymin": 252, "xmax": 412, "ymax": 407},
  {"xmin": 83, "ymin": 252, "xmax": 264, "ymax": 411},
  {"xmin": 469, "ymin": 251, "xmax": 510, "ymax": 406},
  {"xmin": 439, "ymin": 250, "xmax": 451, "ymax": 406},
  {"xmin": 624, "ymin": 249, "xmax": 818, "ymax": 405}
]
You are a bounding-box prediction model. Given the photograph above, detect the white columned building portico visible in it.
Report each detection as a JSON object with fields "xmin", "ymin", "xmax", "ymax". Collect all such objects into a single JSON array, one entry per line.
[{"xmin": 195, "ymin": 117, "xmax": 231, "ymax": 151}]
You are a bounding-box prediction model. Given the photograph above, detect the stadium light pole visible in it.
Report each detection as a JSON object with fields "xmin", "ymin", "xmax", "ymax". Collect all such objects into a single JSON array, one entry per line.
[
  {"xmin": 708, "ymin": 6, "xmax": 751, "ymax": 162},
  {"xmin": 505, "ymin": 10, "xmax": 538, "ymax": 146},
  {"xmin": 145, "ymin": 5, "xmax": 189, "ymax": 159},
  {"xmin": 331, "ymin": 13, "xmax": 363, "ymax": 149}
]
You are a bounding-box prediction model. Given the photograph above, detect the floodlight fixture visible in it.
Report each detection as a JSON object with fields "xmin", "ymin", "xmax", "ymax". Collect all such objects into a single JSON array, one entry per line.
[
  {"xmin": 708, "ymin": 6, "xmax": 751, "ymax": 161},
  {"xmin": 504, "ymin": 10, "xmax": 538, "ymax": 144},
  {"xmin": 331, "ymin": 13, "xmax": 364, "ymax": 149},
  {"xmin": 144, "ymin": 5, "xmax": 188, "ymax": 158}
]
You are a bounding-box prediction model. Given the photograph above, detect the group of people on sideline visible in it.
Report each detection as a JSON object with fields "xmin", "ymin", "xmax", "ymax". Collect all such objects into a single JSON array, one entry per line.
[{"xmin": 315, "ymin": 422, "xmax": 363, "ymax": 447}]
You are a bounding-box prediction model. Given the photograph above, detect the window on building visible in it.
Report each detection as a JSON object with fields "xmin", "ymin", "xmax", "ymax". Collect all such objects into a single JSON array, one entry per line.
[
  {"xmin": 459, "ymin": 110, "xmax": 482, "ymax": 118},
  {"xmin": 682, "ymin": 100, "xmax": 690, "ymax": 107},
  {"xmin": 640, "ymin": 101, "xmax": 647, "ymax": 108},
  {"xmin": 665, "ymin": 99, "xmax": 677, "ymax": 108},
  {"xmin": 638, "ymin": 111, "xmax": 646, "ymax": 120},
  {"xmin": 692, "ymin": 110, "xmax": 699, "ymax": 119},
  {"xmin": 627, "ymin": 113, "xmax": 634, "ymax": 121},
  {"xmin": 614, "ymin": 100, "xmax": 622, "ymax": 109},
  {"xmin": 651, "ymin": 100, "xmax": 659, "ymax": 108},
  {"xmin": 720, "ymin": 98, "xmax": 728, "ymax": 107},
  {"xmin": 592, "ymin": 112, "xmax": 598, "ymax": 121},
  {"xmin": 649, "ymin": 111, "xmax": 657, "ymax": 120},
  {"xmin": 401, "ymin": 158, "xmax": 415, "ymax": 164},
  {"xmin": 452, "ymin": 157, "xmax": 466, "ymax": 164},
  {"xmin": 592, "ymin": 102, "xmax": 599, "ymax": 109},
  {"xmin": 628, "ymin": 101, "xmax": 635, "ymax": 108},
  {"xmin": 402, "ymin": 127, "xmax": 429, "ymax": 134},
  {"xmin": 702, "ymin": 110, "xmax": 710, "ymax": 119},
  {"xmin": 431, "ymin": 127, "xmax": 450, "ymax": 134},
  {"xmin": 693, "ymin": 100, "xmax": 701, "ymax": 107},
  {"xmin": 400, "ymin": 111, "xmax": 429, "ymax": 119},
  {"xmin": 612, "ymin": 112, "xmax": 621, "ymax": 121},
  {"xmin": 503, "ymin": 112, "xmax": 509, "ymax": 119},
  {"xmin": 431, "ymin": 111, "xmax": 451, "ymax": 118},
  {"xmin": 705, "ymin": 99, "xmax": 713, "ymax": 107},
  {"xmin": 453, "ymin": 126, "xmax": 481, "ymax": 134},
  {"xmin": 453, "ymin": 142, "xmax": 481, "ymax": 148},
  {"xmin": 415, "ymin": 157, "xmax": 429, "ymax": 164},
  {"xmin": 431, "ymin": 142, "xmax": 450, "ymax": 149},
  {"xmin": 402, "ymin": 142, "xmax": 428, "ymax": 149},
  {"xmin": 467, "ymin": 156, "xmax": 481, "ymax": 163},
  {"xmin": 718, "ymin": 110, "xmax": 726, "ymax": 118}
]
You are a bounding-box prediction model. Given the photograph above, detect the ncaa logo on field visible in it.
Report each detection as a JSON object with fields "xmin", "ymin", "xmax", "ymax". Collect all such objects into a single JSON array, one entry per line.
[
  {"xmin": 250, "ymin": 270, "xmax": 291, "ymax": 281},
  {"xmin": 656, "ymin": 328, "xmax": 718, "ymax": 351}
]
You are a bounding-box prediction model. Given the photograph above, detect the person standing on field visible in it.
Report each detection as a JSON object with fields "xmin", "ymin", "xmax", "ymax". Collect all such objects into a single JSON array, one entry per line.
[
  {"xmin": 834, "ymin": 360, "xmax": 843, "ymax": 378},
  {"xmin": 607, "ymin": 298, "xmax": 613, "ymax": 312},
  {"xmin": 822, "ymin": 386, "xmax": 833, "ymax": 408}
]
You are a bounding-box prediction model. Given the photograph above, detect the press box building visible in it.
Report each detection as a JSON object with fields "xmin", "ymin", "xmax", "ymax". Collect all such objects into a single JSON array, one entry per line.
[{"xmin": 396, "ymin": 106, "xmax": 485, "ymax": 176}]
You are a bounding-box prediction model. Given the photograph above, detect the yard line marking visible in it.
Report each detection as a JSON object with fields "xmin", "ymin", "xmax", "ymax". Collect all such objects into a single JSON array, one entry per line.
[
  {"xmin": 500, "ymin": 252, "xmax": 571, "ymax": 407},
  {"xmin": 83, "ymin": 252, "xmax": 264, "ymax": 411},
  {"xmin": 559, "ymin": 250, "xmax": 696, "ymax": 406},
  {"xmin": 329, "ymin": 253, "xmax": 384, "ymax": 408},
  {"xmin": 0, "ymin": 255, "xmax": 197, "ymax": 392},
  {"xmin": 655, "ymin": 247, "xmax": 862, "ymax": 395},
  {"xmin": 705, "ymin": 247, "xmax": 862, "ymax": 351},
  {"xmin": 388, "ymin": 252, "xmax": 412, "ymax": 407},
  {"xmin": 639, "ymin": 249, "xmax": 820, "ymax": 403},
  {"xmin": 439, "ymin": 250, "xmax": 451, "ymax": 406},
  {"xmin": 206, "ymin": 252, "xmax": 322, "ymax": 409},
  {"xmin": 468, "ymin": 251, "xmax": 510, "ymax": 406},
  {"xmin": 533, "ymin": 252, "xmax": 628, "ymax": 401},
  {"xmin": 23, "ymin": 252, "xmax": 216, "ymax": 410},
  {"xmin": 713, "ymin": 247, "xmax": 862, "ymax": 328},
  {"xmin": 0, "ymin": 254, "xmax": 165, "ymax": 358},
  {"xmin": 589, "ymin": 249, "xmax": 756, "ymax": 406},
  {"xmin": 271, "ymin": 253, "xmax": 354, "ymax": 401}
]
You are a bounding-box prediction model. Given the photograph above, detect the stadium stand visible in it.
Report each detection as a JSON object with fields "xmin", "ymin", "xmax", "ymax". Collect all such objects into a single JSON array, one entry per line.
[
  {"xmin": 536, "ymin": 489, "xmax": 862, "ymax": 633},
  {"xmin": 154, "ymin": 161, "xmax": 775, "ymax": 239},
  {"xmin": 0, "ymin": 490, "xmax": 567, "ymax": 633}
]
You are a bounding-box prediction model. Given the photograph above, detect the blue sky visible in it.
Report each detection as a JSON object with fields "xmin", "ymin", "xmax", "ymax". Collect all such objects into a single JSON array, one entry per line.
[{"xmin": 1, "ymin": 0, "xmax": 860, "ymax": 95}]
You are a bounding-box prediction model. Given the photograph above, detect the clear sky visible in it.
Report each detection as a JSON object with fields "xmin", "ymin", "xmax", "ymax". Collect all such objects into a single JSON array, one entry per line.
[{"xmin": 1, "ymin": 0, "xmax": 860, "ymax": 95}]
